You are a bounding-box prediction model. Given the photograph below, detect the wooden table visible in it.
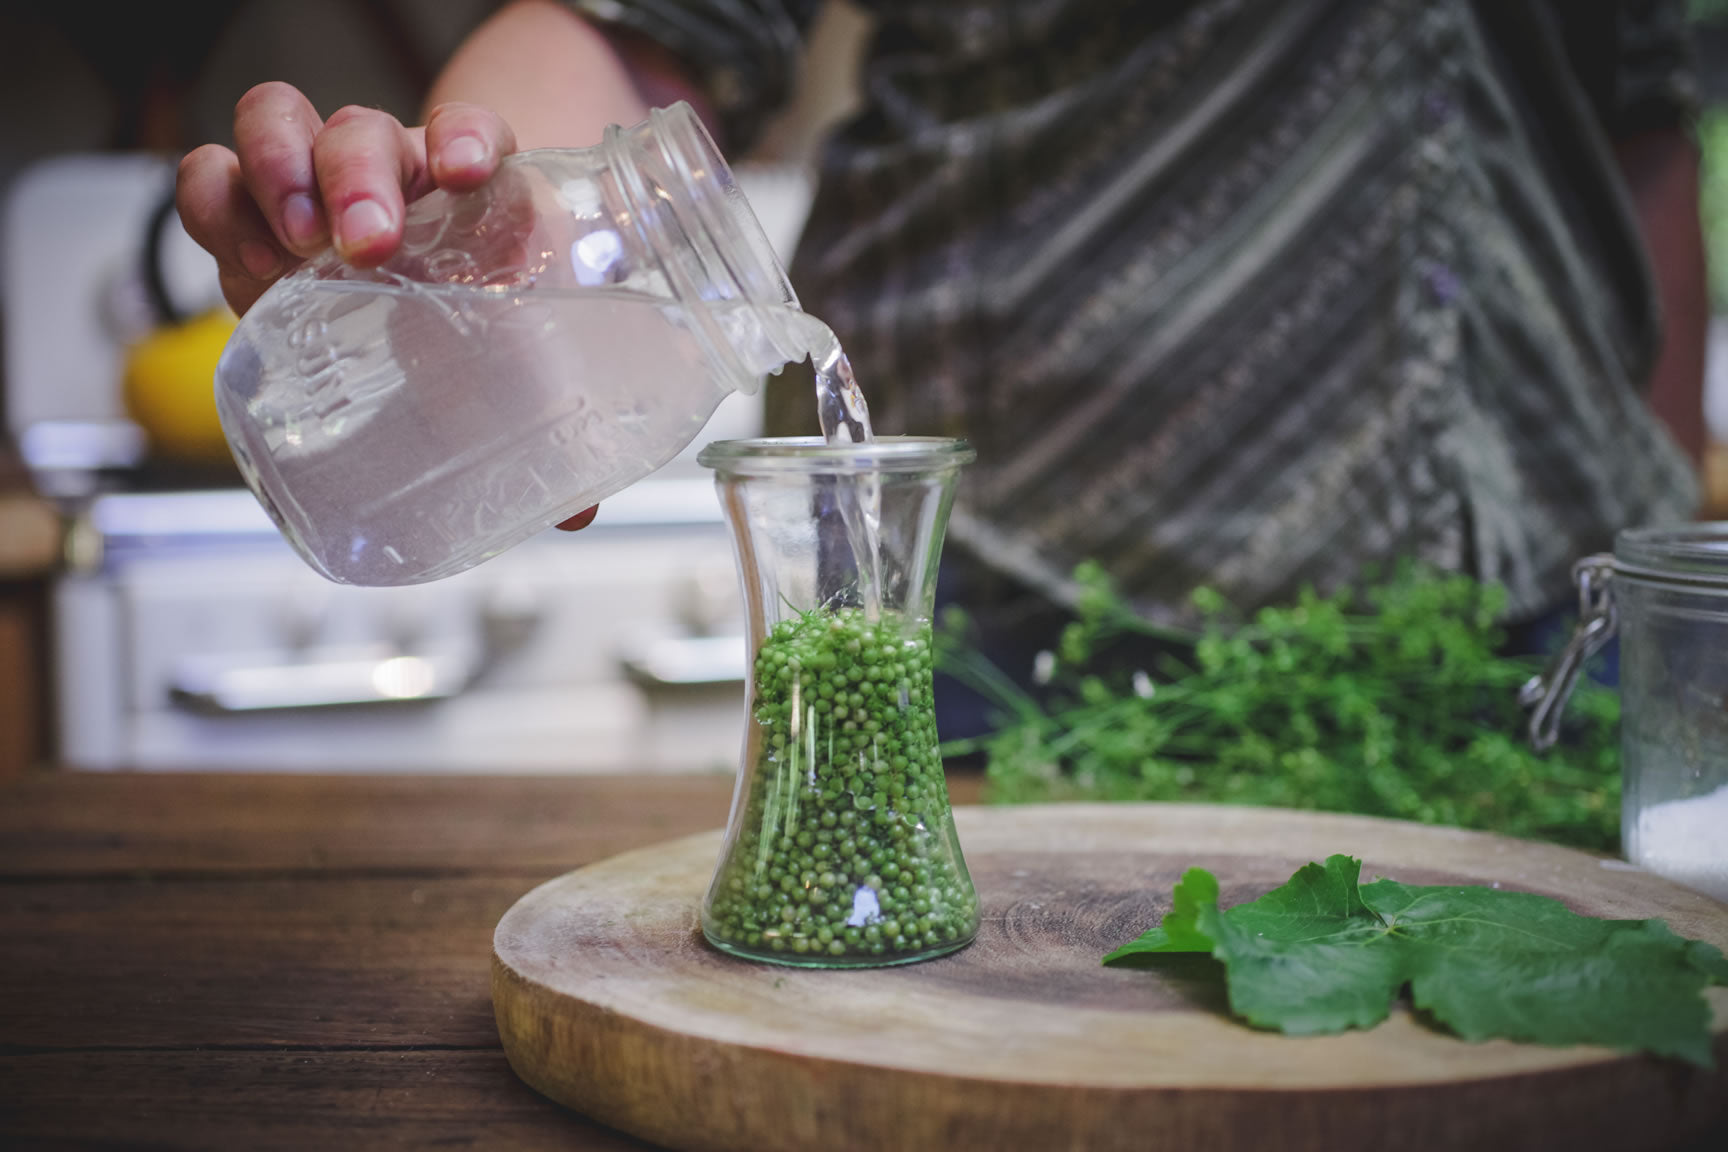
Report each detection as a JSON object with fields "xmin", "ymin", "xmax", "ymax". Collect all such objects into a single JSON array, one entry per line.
[
  {"xmin": 1, "ymin": 771, "xmax": 992, "ymax": 1149},
  {"xmin": 4, "ymin": 772, "xmax": 1722, "ymax": 1151}
]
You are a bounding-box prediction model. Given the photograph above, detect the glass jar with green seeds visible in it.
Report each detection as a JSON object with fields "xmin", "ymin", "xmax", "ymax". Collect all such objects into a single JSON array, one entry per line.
[{"xmin": 697, "ymin": 437, "xmax": 979, "ymax": 967}]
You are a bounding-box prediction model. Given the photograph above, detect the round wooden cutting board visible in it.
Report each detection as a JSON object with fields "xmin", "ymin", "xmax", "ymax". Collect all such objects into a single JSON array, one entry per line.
[{"xmin": 492, "ymin": 804, "xmax": 1728, "ymax": 1152}]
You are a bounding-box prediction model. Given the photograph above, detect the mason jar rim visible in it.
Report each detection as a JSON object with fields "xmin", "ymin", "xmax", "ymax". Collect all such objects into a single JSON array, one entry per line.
[
  {"xmin": 600, "ymin": 103, "xmax": 804, "ymax": 388},
  {"xmin": 698, "ymin": 436, "xmax": 976, "ymax": 474},
  {"xmin": 1614, "ymin": 522, "xmax": 1728, "ymax": 589}
]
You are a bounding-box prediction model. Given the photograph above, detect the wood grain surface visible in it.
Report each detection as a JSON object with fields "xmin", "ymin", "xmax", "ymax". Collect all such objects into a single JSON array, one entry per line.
[
  {"xmin": 494, "ymin": 803, "xmax": 1728, "ymax": 1152},
  {"xmin": 0, "ymin": 771, "xmax": 744, "ymax": 876},
  {"xmin": 0, "ymin": 771, "xmax": 756, "ymax": 1150}
]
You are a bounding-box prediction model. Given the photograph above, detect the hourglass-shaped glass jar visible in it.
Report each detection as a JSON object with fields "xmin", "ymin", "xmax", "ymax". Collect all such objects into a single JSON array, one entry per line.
[{"xmin": 697, "ymin": 436, "xmax": 979, "ymax": 967}]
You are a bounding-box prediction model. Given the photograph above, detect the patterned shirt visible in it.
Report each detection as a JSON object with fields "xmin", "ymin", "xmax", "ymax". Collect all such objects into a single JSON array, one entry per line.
[{"xmin": 575, "ymin": 0, "xmax": 1700, "ymax": 625}]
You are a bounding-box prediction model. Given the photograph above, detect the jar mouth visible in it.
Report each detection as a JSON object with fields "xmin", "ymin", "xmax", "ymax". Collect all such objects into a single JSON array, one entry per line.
[
  {"xmin": 650, "ymin": 105, "xmax": 799, "ymax": 315},
  {"xmin": 604, "ymin": 104, "xmax": 806, "ymax": 386},
  {"xmin": 1614, "ymin": 522, "xmax": 1728, "ymax": 588},
  {"xmin": 698, "ymin": 436, "xmax": 976, "ymax": 474}
]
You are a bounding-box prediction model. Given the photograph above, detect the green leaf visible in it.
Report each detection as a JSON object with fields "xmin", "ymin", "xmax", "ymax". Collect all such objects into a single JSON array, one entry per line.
[
  {"xmin": 1105, "ymin": 856, "xmax": 1728, "ymax": 1066},
  {"xmin": 1366, "ymin": 880, "xmax": 1728, "ymax": 1065},
  {"xmin": 1199, "ymin": 857, "xmax": 1405, "ymax": 1034},
  {"xmin": 1102, "ymin": 867, "xmax": 1219, "ymax": 962},
  {"xmin": 1687, "ymin": 936, "xmax": 1728, "ymax": 985}
]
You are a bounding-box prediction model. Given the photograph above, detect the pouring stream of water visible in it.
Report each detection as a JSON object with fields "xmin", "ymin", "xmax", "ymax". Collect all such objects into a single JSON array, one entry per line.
[{"xmin": 794, "ymin": 314, "xmax": 883, "ymax": 621}]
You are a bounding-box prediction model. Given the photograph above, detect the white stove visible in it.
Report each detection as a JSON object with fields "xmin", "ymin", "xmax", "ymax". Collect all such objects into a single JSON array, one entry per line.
[{"xmin": 53, "ymin": 483, "xmax": 748, "ymax": 772}]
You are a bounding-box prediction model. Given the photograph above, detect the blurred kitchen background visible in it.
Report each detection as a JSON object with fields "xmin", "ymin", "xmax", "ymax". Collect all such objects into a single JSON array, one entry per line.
[
  {"xmin": 0, "ymin": 0, "xmax": 869, "ymax": 776},
  {"xmin": 5, "ymin": 2, "xmax": 1728, "ymax": 779}
]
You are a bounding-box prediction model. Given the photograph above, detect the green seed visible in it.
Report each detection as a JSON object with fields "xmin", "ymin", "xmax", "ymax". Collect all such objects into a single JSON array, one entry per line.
[{"xmin": 705, "ymin": 607, "xmax": 978, "ymax": 964}]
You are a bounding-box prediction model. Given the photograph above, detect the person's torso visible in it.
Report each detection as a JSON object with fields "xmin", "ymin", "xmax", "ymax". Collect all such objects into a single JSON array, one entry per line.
[{"xmin": 768, "ymin": 0, "xmax": 1697, "ymax": 623}]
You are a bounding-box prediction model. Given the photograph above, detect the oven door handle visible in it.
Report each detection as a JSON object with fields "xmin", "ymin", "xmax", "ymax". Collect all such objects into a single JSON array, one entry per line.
[
  {"xmin": 171, "ymin": 647, "xmax": 475, "ymax": 713},
  {"xmin": 619, "ymin": 634, "xmax": 747, "ymax": 688}
]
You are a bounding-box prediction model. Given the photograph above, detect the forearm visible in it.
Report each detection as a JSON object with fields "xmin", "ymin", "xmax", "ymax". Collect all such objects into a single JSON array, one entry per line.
[
  {"xmin": 424, "ymin": 0, "xmax": 713, "ymax": 148},
  {"xmin": 1614, "ymin": 123, "xmax": 1709, "ymax": 466}
]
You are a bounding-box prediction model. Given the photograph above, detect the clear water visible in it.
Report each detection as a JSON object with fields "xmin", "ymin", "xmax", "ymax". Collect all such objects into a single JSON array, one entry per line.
[
  {"xmin": 793, "ymin": 314, "xmax": 883, "ymax": 620},
  {"xmin": 218, "ymin": 279, "xmax": 737, "ymax": 586},
  {"xmin": 218, "ymin": 275, "xmax": 885, "ymax": 593},
  {"xmin": 804, "ymin": 317, "xmax": 873, "ymax": 448}
]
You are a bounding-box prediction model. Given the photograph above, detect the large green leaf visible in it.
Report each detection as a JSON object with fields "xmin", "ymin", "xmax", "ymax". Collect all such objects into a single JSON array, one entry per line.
[{"xmin": 1104, "ymin": 855, "xmax": 1728, "ymax": 1066}]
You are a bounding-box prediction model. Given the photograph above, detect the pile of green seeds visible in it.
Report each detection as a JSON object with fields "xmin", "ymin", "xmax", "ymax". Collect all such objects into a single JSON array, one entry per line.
[{"xmin": 702, "ymin": 606, "xmax": 978, "ymax": 965}]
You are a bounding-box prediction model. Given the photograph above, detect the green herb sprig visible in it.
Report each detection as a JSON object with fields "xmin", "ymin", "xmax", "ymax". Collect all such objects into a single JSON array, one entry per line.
[{"xmin": 939, "ymin": 563, "xmax": 1620, "ymax": 851}]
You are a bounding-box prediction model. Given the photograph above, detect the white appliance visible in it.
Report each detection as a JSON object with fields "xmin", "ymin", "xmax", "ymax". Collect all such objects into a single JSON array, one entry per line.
[{"xmin": 5, "ymin": 153, "xmax": 813, "ymax": 772}]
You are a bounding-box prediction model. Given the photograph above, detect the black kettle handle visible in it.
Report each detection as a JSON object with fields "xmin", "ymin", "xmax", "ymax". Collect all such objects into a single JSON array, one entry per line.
[{"xmin": 141, "ymin": 185, "xmax": 188, "ymax": 328}]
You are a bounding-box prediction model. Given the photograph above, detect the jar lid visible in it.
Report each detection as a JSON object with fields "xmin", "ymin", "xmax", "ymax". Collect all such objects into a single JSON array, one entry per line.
[
  {"xmin": 1614, "ymin": 522, "xmax": 1728, "ymax": 588},
  {"xmin": 698, "ymin": 436, "xmax": 976, "ymax": 475}
]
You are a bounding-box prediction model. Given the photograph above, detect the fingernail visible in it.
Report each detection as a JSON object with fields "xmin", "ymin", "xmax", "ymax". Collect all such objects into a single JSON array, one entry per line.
[
  {"xmin": 238, "ymin": 239, "xmax": 281, "ymax": 280},
  {"xmin": 440, "ymin": 135, "xmax": 487, "ymax": 173},
  {"xmin": 557, "ymin": 506, "xmax": 599, "ymax": 531},
  {"xmin": 282, "ymin": 193, "xmax": 321, "ymax": 249},
  {"xmin": 338, "ymin": 199, "xmax": 392, "ymax": 252}
]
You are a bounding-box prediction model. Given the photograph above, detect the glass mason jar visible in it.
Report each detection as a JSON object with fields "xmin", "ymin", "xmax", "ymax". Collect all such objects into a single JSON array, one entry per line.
[
  {"xmin": 216, "ymin": 102, "xmax": 812, "ymax": 588},
  {"xmin": 697, "ymin": 437, "xmax": 981, "ymax": 966},
  {"xmin": 1524, "ymin": 524, "xmax": 1728, "ymax": 902}
]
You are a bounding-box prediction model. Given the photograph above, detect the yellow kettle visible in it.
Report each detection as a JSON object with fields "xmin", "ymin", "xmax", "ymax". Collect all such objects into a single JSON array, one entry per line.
[{"xmin": 122, "ymin": 306, "xmax": 236, "ymax": 464}]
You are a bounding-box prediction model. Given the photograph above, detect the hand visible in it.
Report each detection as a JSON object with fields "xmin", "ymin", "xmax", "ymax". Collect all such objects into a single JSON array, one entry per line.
[
  {"xmin": 180, "ymin": 81, "xmax": 600, "ymax": 534},
  {"xmin": 176, "ymin": 82, "xmax": 517, "ymax": 316},
  {"xmin": 558, "ymin": 507, "xmax": 599, "ymax": 531}
]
